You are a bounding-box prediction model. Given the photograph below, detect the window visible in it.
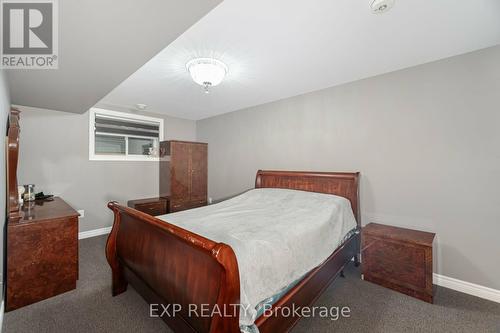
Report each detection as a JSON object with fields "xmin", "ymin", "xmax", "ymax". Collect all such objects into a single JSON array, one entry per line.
[{"xmin": 89, "ymin": 108, "xmax": 164, "ymax": 161}]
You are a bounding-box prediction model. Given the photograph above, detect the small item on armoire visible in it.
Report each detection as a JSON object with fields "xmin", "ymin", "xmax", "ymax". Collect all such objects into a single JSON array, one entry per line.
[{"xmin": 23, "ymin": 184, "xmax": 36, "ymax": 202}]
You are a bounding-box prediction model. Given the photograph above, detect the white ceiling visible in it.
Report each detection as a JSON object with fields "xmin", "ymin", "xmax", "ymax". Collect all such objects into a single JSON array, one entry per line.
[
  {"xmin": 101, "ymin": 0, "xmax": 500, "ymax": 120},
  {"xmin": 7, "ymin": 0, "xmax": 221, "ymax": 113}
]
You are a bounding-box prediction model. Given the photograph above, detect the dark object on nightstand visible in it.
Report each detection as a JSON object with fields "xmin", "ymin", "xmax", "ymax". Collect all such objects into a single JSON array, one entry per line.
[
  {"xmin": 34, "ymin": 191, "xmax": 54, "ymax": 201},
  {"xmin": 128, "ymin": 197, "xmax": 168, "ymax": 216},
  {"xmin": 361, "ymin": 223, "xmax": 435, "ymax": 303}
]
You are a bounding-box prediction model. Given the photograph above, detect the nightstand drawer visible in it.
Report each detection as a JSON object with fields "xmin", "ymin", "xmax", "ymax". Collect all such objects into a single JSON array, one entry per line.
[
  {"xmin": 169, "ymin": 199, "xmax": 207, "ymax": 212},
  {"xmin": 363, "ymin": 238, "xmax": 427, "ymax": 290},
  {"xmin": 128, "ymin": 198, "xmax": 168, "ymax": 216},
  {"xmin": 135, "ymin": 202, "xmax": 166, "ymax": 216}
]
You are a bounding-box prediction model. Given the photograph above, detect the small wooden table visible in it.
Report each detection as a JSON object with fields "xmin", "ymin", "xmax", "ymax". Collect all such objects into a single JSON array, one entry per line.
[
  {"xmin": 7, "ymin": 197, "xmax": 79, "ymax": 311},
  {"xmin": 361, "ymin": 223, "xmax": 435, "ymax": 303}
]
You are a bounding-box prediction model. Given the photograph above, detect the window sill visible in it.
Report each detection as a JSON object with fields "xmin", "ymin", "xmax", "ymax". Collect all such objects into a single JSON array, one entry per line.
[{"xmin": 89, "ymin": 155, "xmax": 160, "ymax": 162}]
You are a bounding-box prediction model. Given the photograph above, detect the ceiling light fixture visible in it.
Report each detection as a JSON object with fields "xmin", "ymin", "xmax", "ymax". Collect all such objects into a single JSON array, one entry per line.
[
  {"xmin": 186, "ymin": 57, "xmax": 228, "ymax": 93},
  {"xmin": 370, "ymin": 0, "xmax": 395, "ymax": 14}
]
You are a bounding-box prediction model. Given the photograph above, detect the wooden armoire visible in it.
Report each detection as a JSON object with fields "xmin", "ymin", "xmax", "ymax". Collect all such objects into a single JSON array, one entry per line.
[{"xmin": 160, "ymin": 140, "xmax": 207, "ymax": 212}]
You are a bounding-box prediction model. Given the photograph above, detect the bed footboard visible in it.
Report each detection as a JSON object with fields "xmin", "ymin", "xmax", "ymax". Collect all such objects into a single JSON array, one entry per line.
[{"xmin": 106, "ymin": 202, "xmax": 241, "ymax": 333}]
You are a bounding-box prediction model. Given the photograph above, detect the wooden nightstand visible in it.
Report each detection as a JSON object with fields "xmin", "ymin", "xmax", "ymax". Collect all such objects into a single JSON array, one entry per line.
[
  {"xmin": 127, "ymin": 197, "xmax": 168, "ymax": 216},
  {"xmin": 361, "ymin": 223, "xmax": 435, "ymax": 303}
]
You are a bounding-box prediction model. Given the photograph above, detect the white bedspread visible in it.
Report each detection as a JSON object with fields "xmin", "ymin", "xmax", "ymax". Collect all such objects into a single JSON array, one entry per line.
[{"xmin": 157, "ymin": 188, "xmax": 357, "ymax": 327}]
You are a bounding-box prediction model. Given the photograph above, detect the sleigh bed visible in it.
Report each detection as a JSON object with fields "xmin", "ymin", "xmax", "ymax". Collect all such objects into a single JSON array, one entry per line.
[{"xmin": 106, "ymin": 170, "xmax": 361, "ymax": 333}]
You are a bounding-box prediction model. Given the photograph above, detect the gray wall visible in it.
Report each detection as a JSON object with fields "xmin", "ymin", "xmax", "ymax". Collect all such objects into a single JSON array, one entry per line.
[
  {"xmin": 0, "ymin": 71, "xmax": 10, "ymax": 298},
  {"xmin": 17, "ymin": 106, "xmax": 196, "ymax": 232},
  {"xmin": 197, "ymin": 45, "xmax": 500, "ymax": 290}
]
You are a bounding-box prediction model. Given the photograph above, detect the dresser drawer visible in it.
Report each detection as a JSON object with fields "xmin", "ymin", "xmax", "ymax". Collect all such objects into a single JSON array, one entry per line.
[
  {"xmin": 190, "ymin": 199, "xmax": 207, "ymax": 209},
  {"xmin": 363, "ymin": 237, "xmax": 428, "ymax": 289}
]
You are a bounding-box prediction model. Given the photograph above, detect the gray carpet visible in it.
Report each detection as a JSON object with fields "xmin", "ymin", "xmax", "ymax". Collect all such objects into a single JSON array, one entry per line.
[{"xmin": 4, "ymin": 235, "xmax": 500, "ymax": 333}]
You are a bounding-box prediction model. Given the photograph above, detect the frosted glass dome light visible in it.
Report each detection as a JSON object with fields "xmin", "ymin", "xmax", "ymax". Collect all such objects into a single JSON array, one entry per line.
[{"xmin": 186, "ymin": 58, "xmax": 228, "ymax": 93}]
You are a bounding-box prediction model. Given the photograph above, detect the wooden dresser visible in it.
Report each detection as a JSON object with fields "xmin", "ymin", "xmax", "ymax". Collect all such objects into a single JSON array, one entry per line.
[
  {"xmin": 160, "ymin": 140, "xmax": 207, "ymax": 212},
  {"xmin": 7, "ymin": 198, "xmax": 79, "ymax": 311},
  {"xmin": 6, "ymin": 109, "xmax": 79, "ymax": 311},
  {"xmin": 362, "ymin": 223, "xmax": 435, "ymax": 303}
]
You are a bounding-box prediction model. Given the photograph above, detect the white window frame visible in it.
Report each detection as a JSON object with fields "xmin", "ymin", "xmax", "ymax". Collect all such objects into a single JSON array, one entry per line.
[{"xmin": 89, "ymin": 108, "xmax": 164, "ymax": 161}]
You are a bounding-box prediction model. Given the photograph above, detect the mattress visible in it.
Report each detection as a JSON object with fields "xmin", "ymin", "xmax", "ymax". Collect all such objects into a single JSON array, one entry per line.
[{"xmin": 157, "ymin": 188, "xmax": 357, "ymax": 329}]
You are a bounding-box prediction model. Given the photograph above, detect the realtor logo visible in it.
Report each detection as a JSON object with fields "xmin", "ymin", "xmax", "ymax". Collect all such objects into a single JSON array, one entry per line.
[{"xmin": 1, "ymin": 0, "xmax": 58, "ymax": 69}]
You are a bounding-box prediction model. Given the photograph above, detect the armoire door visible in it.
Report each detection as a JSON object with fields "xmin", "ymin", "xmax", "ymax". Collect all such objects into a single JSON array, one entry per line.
[
  {"xmin": 190, "ymin": 143, "xmax": 207, "ymax": 204},
  {"xmin": 170, "ymin": 142, "xmax": 191, "ymax": 203}
]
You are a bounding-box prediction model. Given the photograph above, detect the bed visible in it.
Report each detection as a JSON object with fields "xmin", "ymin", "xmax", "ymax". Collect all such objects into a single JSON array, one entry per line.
[{"xmin": 106, "ymin": 170, "xmax": 361, "ymax": 333}]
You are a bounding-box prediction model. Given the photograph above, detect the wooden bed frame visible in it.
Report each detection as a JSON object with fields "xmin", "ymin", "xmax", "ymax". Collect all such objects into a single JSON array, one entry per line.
[{"xmin": 106, "ymin": 170, "xmax": 361, "ymax": 333}]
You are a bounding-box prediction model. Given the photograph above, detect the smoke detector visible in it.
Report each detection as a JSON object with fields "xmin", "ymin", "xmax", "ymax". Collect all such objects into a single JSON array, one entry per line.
[
  {"xmin": 370, "ymin": 0, "xmax": 395, "ymax": 14},
  {"xmin": 135, "ymin": 103, "xmax": 147, "ymax": 111}
]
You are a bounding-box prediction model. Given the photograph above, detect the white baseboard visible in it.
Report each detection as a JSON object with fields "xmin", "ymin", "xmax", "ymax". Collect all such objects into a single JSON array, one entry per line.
[
  {"xmin": 433, "ymin": 273, "xmax": 500, "ymax": 303},
  {"xmin": 78, "ymin": 226, "xmax": 112, "ymax": 239},
  {"xmin": 354, "ymin": 256, "xmax": 499, "ymax": 304}
]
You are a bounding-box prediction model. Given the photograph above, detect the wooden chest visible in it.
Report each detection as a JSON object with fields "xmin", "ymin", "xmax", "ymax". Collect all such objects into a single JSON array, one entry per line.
[
  {"xmin": 361, "ymin": 223, "xmax": 435, "ymax": 303},
  {"xmin": 7, "ymin": 197, "xmax": 79, "ymax": 311}
]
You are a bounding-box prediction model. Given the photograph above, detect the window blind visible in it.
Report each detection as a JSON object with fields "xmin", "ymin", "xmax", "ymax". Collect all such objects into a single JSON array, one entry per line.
[{"xmin": 94, "ymin": 114, "xmax": 160, "ymax": 139}]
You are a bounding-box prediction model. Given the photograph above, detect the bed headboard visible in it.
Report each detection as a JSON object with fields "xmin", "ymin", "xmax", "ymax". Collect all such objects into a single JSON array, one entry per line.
[{"xmin": 255, "ymin": 170, "xmax": 360, "ymax": 226}]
